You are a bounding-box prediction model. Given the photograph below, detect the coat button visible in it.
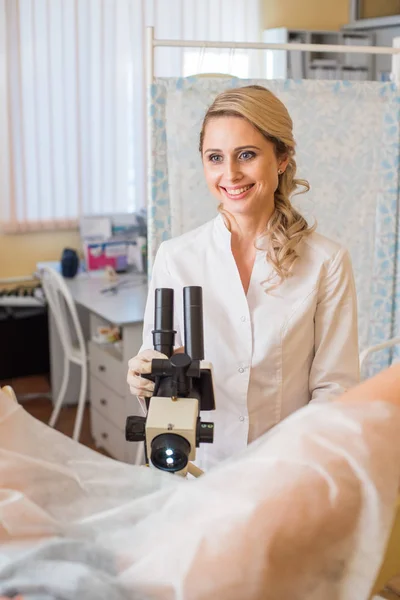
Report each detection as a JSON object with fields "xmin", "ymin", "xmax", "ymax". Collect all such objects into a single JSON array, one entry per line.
[
  {"xmin": 241, "ymin": 316, "xmax": 246, "ymax": 322},
  {"xmin": 239, "ymin": 416, "xmax": 245, "ymax": 422},
  {"xmin": 238, "ymin": 367, "xmax": 244, "ymax": 373}
]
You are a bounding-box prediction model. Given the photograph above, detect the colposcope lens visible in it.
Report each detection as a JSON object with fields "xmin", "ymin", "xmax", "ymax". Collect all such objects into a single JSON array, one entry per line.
[{"xmin": 150, "ymin": 433, "xmax": 191, "ymax": 472}]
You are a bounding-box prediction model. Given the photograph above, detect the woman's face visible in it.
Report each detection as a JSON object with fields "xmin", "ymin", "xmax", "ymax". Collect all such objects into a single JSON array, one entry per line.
[{"xmin": 202, "ymin": 116, "xmax": 288, "ymax": 218}]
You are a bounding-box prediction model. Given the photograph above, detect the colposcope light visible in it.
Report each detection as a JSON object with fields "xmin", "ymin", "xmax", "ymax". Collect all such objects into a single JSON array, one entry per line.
[{"xmin": 150, "ymin": 433, "xmax": 191, "ymax": 473}]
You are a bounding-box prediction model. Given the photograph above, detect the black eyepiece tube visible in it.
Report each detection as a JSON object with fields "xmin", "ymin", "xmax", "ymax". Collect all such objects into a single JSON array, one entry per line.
[
  {"xmin": 152, "ymin": 288, "xmax": 175, "ymax": 357},
  {"xmin": 183, "ymin": 286, "xmax": 204, "ymax": 360}
]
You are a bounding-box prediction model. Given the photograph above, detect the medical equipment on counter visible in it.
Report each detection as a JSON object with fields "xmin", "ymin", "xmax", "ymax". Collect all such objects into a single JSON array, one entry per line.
[
  {"xmin": 125, "ymin": 286, "xmax": 215, "ymax": 476},
  {"xmin": 80, "ymin": 213, "xmax": 147, "ymax": 274}
]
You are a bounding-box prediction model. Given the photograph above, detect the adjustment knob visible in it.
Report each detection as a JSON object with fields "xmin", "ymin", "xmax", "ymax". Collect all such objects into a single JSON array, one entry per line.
[
  {"xmin": 197, "ymin": 420, "xmax": 214, "ymax": 444},
  {"xmin": 170, "ymin": 353, "xmax": 192, "ymax": 369},
  {"xmin": 125, "ymin": 416, "xmax": 146, "ymax": 442}
]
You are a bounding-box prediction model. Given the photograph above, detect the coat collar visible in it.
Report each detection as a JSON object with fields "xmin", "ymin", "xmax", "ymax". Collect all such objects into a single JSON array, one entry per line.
[{"xmin": 213, "ymin": 212, "xmax": 269, "ymax": 257}]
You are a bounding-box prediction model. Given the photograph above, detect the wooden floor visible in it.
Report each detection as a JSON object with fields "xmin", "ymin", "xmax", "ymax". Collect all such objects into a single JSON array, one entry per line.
[{"xmin": 0, "ymin": 373, "xmax": 104, "ymax": 454}]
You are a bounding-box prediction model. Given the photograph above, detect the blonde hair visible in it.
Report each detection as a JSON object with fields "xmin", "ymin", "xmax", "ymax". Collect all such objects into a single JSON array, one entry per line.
[{"xmin": 199, "ymin": 85, "xmax": 315, "ymax": 287}]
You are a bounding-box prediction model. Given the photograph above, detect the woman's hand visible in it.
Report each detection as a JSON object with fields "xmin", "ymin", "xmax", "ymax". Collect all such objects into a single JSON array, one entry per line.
[{"xmin": 127, "ymin": 349, "xmax": 168, "ymax": 398}]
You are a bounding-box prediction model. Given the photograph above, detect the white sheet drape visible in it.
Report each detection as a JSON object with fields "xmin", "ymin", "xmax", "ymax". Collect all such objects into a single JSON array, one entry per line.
[{"xmin": 0, "ymin": 0, "xmax": 261, "ymax": 233}]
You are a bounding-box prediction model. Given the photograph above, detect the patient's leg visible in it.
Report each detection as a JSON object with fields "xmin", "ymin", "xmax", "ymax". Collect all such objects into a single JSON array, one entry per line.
[
  {"xmin": 338, "ymin": 362, "xmax": 400, "ymax": 407},
  {"xmin": 129, "ymin": 365, "xmax": 400, "ymax": 600}
]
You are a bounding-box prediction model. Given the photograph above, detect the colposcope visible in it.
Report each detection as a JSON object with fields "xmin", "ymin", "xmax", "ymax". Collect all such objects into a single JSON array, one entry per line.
[{"xmin": 125, "ymin": 286, "xmax": 216, "ymax": 476}]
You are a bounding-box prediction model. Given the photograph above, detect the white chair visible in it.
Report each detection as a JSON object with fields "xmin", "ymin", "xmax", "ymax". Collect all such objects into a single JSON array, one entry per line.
[
  {"xmin": 360, "ymin": 337, "xmax": 400, "ymax": 371},
  {"xmin": 1, "ymin": 385, "xmax": 18, "ymax": 403},
  {"xmin": 40, "ymin": 266, "xmax": 87, "ymax": 442}
]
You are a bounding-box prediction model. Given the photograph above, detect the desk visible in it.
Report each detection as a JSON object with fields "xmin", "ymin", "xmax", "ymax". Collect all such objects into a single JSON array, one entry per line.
[{"xmin": 37, "ymin": 262, "xmax": 148, "ymax": 463}]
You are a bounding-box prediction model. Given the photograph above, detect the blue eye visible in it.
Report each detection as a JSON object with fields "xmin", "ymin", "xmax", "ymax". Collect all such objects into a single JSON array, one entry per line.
[
  {"xmin": 239, "ymin": 151, "xmax": 256, "ymax": 161},
  {"xmin": 209, "ymin": 154, "xmax": 223, "ymax": 163}
]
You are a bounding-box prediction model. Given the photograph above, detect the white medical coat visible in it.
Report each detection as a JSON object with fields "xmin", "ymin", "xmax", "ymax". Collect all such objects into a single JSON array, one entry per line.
[{"xmin": 141, "ymin": 215, "xmax": 360, "ymax": 471}]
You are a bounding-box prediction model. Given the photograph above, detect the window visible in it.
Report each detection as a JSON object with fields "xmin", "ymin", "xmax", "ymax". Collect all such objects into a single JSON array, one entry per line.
[{"xmin": 0, "ymin": 0, "xmax": 261, "ymax": 232}]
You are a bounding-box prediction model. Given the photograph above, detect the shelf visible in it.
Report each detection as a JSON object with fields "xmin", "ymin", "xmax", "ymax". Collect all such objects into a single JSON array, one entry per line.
[
  {"xmin": 263, "ymin": 26, "xmax": 375, "ymax": 81},
  {"xmin": 343, "ymin": 15, "xmax": 400, "ymax": 30}
]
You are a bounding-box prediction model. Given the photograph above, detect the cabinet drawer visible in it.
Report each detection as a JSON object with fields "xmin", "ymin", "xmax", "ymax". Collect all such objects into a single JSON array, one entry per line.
[
  {"xmin": 91, "ymin": 407, "xmax": 130, "ymax": 463},
  {"xmin": 89, "ymin": 341, "xmax": 127, "ymax": 397},
  {"xmin": 90, "ymin": 376, "xmax": 128, "ymax": 431}
]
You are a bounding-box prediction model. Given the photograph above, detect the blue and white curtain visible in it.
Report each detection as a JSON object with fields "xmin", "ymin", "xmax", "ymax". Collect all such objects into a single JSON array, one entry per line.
[{"xmin": 148, "ymin": 76, "xmax": 400, "ymax": 375}]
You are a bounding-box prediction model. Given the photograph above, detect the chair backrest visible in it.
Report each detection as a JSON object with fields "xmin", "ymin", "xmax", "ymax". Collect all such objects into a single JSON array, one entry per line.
[
  {"xmin": 40, "ymin": 266, "xmax": 86, "ymax": 362},
  {"xmin": 1, "ymin": 385, "xmax": 17, "ymax": 403},
  {"xmin": 194, "ymin": 73, "xmax": 233, "ymax": 77},
  {"xmin": 360, "ymin": 338, "xmax": 400, "ymax": 376}
]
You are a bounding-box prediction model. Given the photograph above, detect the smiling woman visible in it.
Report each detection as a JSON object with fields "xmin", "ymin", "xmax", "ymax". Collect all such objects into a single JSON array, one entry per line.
[
  {"xmin": 127, "ymin": 84, "xmax": 360, "ymax": 473},
  {"xmin": 199, "ymin": 85, "xmax": 313, "ymax": 290}
]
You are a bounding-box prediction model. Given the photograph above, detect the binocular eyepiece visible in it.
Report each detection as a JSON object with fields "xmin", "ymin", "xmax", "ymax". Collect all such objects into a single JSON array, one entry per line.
[{"xmin": 125, "ymin": 285, "xmax": 215, "ymax": 475}]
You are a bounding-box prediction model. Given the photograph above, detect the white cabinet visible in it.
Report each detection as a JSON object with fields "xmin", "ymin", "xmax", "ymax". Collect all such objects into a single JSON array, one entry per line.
[
  {"xmin": 88, "ymin": 312, "xmax": 144, "ymax": 463},
  {"xmin": 91, "ymin": 407, "xmax": 137, "ymax": 463}
]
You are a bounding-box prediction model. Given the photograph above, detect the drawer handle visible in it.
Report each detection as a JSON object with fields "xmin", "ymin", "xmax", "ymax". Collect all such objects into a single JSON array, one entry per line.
[
  {"xmin": 98, "ymin": 365, "xmax": 106, "ymax": 372},
  {"xmin": 101, "ymin": 432, "xmax": 108, "ymax": 440},
  {"xmin": 100, "ymin": 398, "xmax": 107, "ymax": 406}
]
